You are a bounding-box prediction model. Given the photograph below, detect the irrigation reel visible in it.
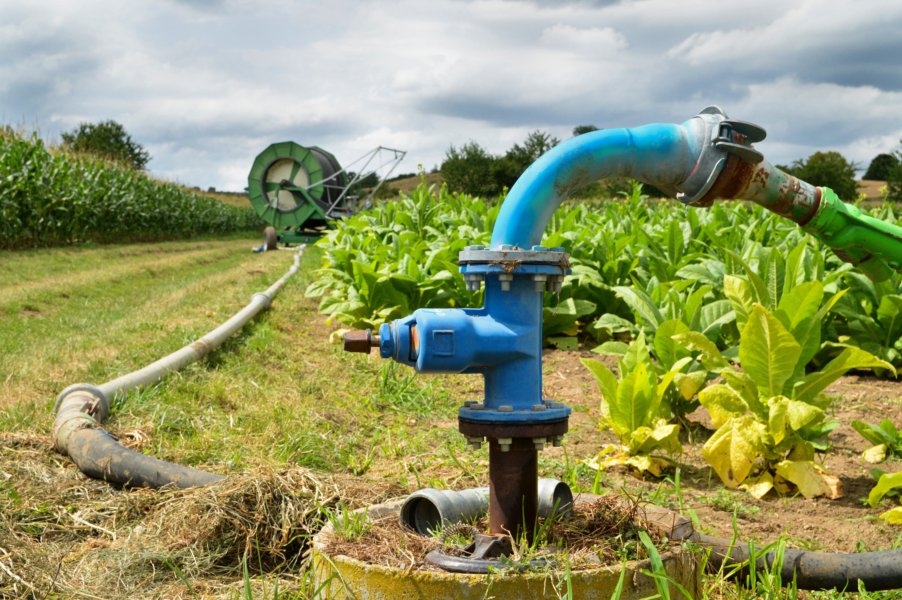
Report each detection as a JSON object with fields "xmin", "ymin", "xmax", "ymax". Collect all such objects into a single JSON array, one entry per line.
[{"xmin": 247, "ymin": 143, "xmax": 405, "ymax": 249}]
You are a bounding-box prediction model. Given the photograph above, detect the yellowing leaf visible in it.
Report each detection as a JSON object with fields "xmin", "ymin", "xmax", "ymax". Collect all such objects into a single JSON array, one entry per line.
[
  {"xmin": 703, "ymin": 415, "xmax": 765, "ymax": 488},
  {"xmin": 677, "ymin": 371, "xmax": 707, "ymax": 401},
  {"xmin": 625, "ymin": 454, "xmax": 671, "ymax": 477},
  {"xmin": 767, "ymin": 396, "xmax": 788, "ymax": 445},
  {"xmin": 699, "ymin": 384, "xmax": 748, "ymax": 428},
  {"xmin": 673, "ymin": 331, "xmax": 728, "ymax": 370},
  {"xmin": 741, "ymin": 472, "xmax": 774, "ymax": 499},
  {"xmin": 774, "ymin": 460, "xmax": 830, "ymax": 499},
  {"xmin": 880, "ymin": 506, "xmax": 902, "ymax": 525},
  {"xmin": 822, "ymin": 472, "xmax": 844, "ymax": 500},
  {"xmin": 785, "ymin": 399, "xmax": 823, "ymax": 430},
  {"xmin": 863, "ymin": 444, "xmax": 889, "ymax": 464}
]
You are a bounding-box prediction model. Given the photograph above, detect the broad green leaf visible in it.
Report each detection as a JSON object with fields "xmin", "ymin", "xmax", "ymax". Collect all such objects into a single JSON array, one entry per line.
[
  {"xmin": 776, "ymin": 280, "xmax": 823, "ymax": 331},
  {"xmin": 699, "ymin": 300, "xmax": 736, "ymax": 339},
  {"xmin": 762, "ymin": 247, "xmax": 784, "ymax": 309},
  {"xmin": 851, "ymin": 420, "xmax": 896, "ymax": 447},
  {"xmin": 739, "ymin": 304, "xmax": 801, "ymax": 397},
  {"xmin": 614, "ymin": 362, "xmax": 656, "ymax": 434},
  {"xmin": 876, "ymin": 295, "xmax": 902, "ymax": 343},
  {"xmin": 702, "ymin": 415, "xmax": 765, "ymax": 488},
  {"xmin": 794, "ymin": 347, "xmax": 896, "ymax": 402},
  {"xmin": 654, "ymin": 319, "xmax": 689, "ymax": 370},
  {"xmin": 774, "ymin": 460, "xmax": 830, "ymax": 499},
  {"xmin": 591, "ymin": 341, "xmax": 628, "ymax": 356},
  {"xmin": 580, "ymin": 358, "xmax": 618, "ymax": 425},
  {"xmin": 614, "ymin": 285, "xmax": 663, "ymax": 328},
  {"xmin": 548, "ymin": 336, "xmax": 578, "ymax": 350},
  {"xmin": 724, "ymin": 275, "xmax": 754, "ymax": 329},
  {"xmin": 699, "ymin": 384, "xmax": 748, "ymax": 428},
  {"xmin": 868, "ymin": 471, "xmax": 902, "ymax": 508}
]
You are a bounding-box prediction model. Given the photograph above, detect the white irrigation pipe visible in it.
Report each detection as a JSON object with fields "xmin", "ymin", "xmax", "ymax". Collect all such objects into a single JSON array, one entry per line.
[{"xmin": 52, "ymin": 246, "xmax": 304, "ymax": 488}]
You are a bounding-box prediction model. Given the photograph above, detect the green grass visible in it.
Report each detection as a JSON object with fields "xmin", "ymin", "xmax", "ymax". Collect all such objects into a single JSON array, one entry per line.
[{"xmin": 0, "ymin": 238, "xmax": 897, "ymax": 598}]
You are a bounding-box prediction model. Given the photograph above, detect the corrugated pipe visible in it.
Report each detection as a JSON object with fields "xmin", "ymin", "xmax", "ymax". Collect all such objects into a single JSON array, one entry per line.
[
  {"xmin": 51, "ymin": 246, "xmax": 305, "ymax": 489},
  {"xmin": 400, "ymin": 479, "xmax": 573, "ymax": 535}
]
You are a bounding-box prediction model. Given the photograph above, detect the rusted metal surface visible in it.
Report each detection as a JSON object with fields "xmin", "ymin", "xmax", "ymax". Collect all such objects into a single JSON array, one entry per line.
[
  {"xmin": 343, "ymin": 329, "xmax": 379, "ymax": 354},
  {"xmin": 488, "ymin": 437, "xmax": 538, "ymax": 541},
  {"xmin": 695, "ymin": 153, "xmax": 755, "ymax": 206},
  {"xmin": 697, "ymin": 154, "xmax": 822, "ymax": 226}
]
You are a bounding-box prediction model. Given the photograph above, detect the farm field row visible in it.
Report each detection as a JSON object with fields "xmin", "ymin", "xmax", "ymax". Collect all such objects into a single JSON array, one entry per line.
[{"xmin": 1, "ymin": 236, "xmax": 900, "ymax": 597}]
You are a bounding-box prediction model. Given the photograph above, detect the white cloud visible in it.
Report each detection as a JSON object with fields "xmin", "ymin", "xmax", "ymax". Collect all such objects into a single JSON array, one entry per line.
[{"xmin": 2, "ymin": 0, "xmax": 900, "ymax": 190}]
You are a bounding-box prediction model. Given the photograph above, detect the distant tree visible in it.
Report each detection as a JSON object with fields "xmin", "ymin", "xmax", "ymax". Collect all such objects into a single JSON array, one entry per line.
[
  {"xmin": 784, "ymin": 151, "xmax": 859, "ymax": 201},
  {"xmin": 61, "ymin": 120, "xmax": 151, "ymax": 170},
  {"xmin": 888, "ymin": 141, "xmax": 902, "ymax": 202},
  {"xmin": 863, "ymin": 153, "xmax": 899, "ymax": 181},
  {"xmin": 572, "ymin": 124, "xmax": 599, "ymax": 136},
  {"xmin": 441, "ymin": 141, "xmax": 499, "ymax": 197},
  {"xmin": 494, "ymin": 131, "xmax": 560, "ymax": 189}
]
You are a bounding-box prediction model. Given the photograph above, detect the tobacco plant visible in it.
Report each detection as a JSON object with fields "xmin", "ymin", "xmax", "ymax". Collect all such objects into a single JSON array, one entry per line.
[
  {"xmin": 868, "ymin": 471, "xmax": 902, "ymax": 524},
  {"xmin": 691, "ymin": 302, "xmax": 895, "ymax": 498},
  {"xmin": 852, "ymin": 418, "xmax": 902, "ymax": 463},
  {"xmin": 581, "ymin": 334, "xmax": 682, "ymax": 476}
]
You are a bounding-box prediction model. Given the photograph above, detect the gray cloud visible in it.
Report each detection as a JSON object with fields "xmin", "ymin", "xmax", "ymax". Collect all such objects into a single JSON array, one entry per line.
[{"xmin": 1, "ymin": 0, "xmax": 901, "ymax": 190}]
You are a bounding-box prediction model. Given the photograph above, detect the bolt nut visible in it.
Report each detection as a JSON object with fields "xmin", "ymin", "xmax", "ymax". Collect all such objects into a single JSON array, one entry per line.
[
  {"xmin": 463, "ymin": 400, "xmax": 477, "ymax": 407},
  {"xmin": 498, "ymin": 405, "xmax": 514, "ymax": 412},
  {"xmin": 531, "ymin": 245, "xmax": 548, "ymax": 252},
  {"xmin": 552, "ymin": 435, "xmax": 564, "ymax": 447},
  {"xmin": 532, "ymin": 274, "xmax": 548, "ymax": 292},
  {"xmin": 466, "ymin": 435, "xmax": 484, "ymax": 450},
  {"xmin": 466, "ymin": 244, "xmax": 486, "ymax": 251},
  {"xmin": 533, "ymin": 437, "xmax": 547, "ymax": 451},
  {"xmin": 530, "ymin": 403, "xmax": 547, "ymax": 411},
  {"xmin": 497, "ymin": 437, "xmax": 512, "ymax": 452},
  {"xmin": 498, "ymin": 244, "xmax": 516, "ymax": 251},
  {"xmin": 498, "ymin": 273, "xmax": 513, "ymax": 292},
  {"xmin": 343, "ymin": 330, "xmax": 378, "ymax": 354}
]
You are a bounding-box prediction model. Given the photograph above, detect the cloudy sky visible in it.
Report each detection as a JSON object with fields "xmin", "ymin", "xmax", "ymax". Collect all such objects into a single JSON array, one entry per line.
[{"xmin": 2, "ymin": 0, "xmax": 901, "ymax": 191}]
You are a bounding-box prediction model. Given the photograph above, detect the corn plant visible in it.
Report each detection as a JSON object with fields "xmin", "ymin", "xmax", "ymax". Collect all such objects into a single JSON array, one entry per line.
[{"xmin": 0, "ymin": 129, "xmax": 261, "ymax": 248}]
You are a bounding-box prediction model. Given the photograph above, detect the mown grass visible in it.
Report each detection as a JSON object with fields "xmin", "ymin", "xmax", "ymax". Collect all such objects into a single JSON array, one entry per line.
[{"xmin": 0, "ymin": 238, "xmax": 898, "ymax": 598}]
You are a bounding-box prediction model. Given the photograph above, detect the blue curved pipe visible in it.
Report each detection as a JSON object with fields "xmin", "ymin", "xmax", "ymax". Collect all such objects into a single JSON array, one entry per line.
[{"xmin": 490, "ymin": 121, "xmax": 703, "ymax": 248}]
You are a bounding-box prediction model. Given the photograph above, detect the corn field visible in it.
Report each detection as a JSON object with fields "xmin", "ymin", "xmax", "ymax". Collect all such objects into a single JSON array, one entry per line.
[{"xmin": 0, "ymin": 129, "xmax": 262, "ymax": 248}]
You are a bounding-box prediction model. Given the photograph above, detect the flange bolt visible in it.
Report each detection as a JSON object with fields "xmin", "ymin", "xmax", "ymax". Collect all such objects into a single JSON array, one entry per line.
[{"xmin": 343, "ymin": 330, "xmax": 380, "ymax": 354}]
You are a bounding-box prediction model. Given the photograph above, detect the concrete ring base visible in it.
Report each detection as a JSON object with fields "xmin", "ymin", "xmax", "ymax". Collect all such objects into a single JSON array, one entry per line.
[{"xmin": 312, "ymin": 494, "xmax": 700, "ymax": 599}]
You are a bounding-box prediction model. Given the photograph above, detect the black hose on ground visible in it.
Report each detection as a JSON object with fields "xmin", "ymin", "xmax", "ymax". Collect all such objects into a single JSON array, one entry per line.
[
  {"xmin": 51, "ymin": 247, "xmax": 303, "ymax": 489},
  {"xmin": 674, "ymin": 526, "xmax": 902, "ymax": 591}
]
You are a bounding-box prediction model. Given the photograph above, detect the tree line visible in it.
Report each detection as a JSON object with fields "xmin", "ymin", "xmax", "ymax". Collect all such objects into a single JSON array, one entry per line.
[{"xmin": 441, "ymin": 127, "xmax": 902, "ymax": 203}]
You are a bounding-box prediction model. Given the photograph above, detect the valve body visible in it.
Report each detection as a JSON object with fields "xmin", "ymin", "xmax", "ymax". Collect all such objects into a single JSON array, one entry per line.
[{"xmin": 377, "ymin": 245, "xmax": 572, "ymax": 540}]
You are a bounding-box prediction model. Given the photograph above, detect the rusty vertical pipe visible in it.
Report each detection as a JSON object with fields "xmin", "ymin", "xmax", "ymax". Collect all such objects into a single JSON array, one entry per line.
[{"xmin": 488, "ymin": 438, "xmax": 538, "ymax": 542}]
